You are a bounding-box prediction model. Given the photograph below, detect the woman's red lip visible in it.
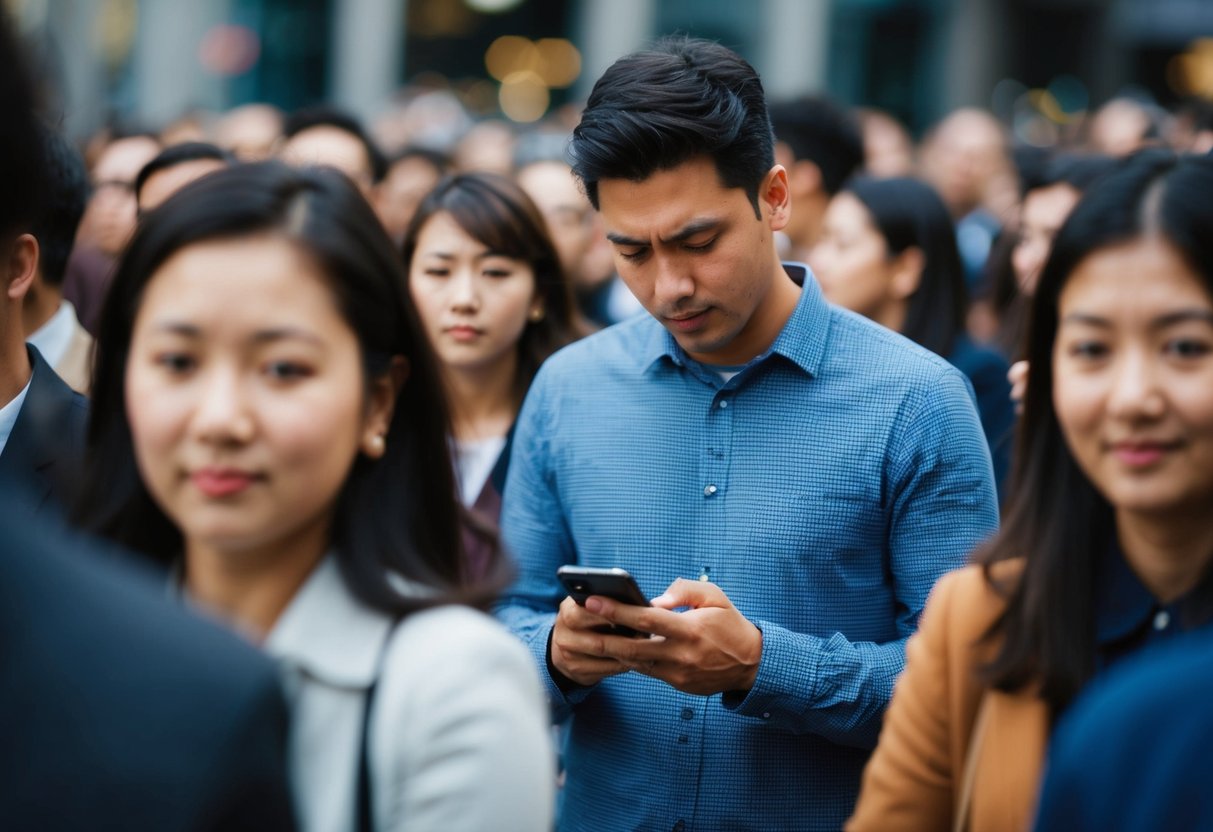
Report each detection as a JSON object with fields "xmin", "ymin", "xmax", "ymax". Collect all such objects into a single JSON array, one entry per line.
[{"xmin": 190, "ymin": 469, "xmax": 257, "ymax": 497}]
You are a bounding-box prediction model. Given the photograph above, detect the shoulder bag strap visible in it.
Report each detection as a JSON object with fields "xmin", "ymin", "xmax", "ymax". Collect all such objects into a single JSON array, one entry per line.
[{"xmin": 954, "ymin": 693, "xmax": 992, "ymax": 832}]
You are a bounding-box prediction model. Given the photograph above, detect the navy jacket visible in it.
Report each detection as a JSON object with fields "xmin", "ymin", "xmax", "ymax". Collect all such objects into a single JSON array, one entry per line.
[
  {"xmin": 0, "ymin": 510, "xmax": 297, "ymax": 831},
  {"xmin": 0, "ymin": 345, "xmax": 88, "ymax": 513},
  {"xmin": 1035, "ymin": 627, "xmax": 1213, "ymax": 831}
]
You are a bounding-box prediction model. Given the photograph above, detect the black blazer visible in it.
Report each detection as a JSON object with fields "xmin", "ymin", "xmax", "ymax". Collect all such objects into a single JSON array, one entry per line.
[
  {"xmin": 0, "ymin": 510, "xmax": 297, "ymax": 831},
  {"xmin": 0, "ymin": 345, "xmax": 89, "ymax": 513}
]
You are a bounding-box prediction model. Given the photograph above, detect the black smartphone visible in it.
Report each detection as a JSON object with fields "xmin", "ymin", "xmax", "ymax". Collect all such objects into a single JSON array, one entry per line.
[{"xmin": 557, "ymin": 566, "xmax": 651, "ymax": 638}]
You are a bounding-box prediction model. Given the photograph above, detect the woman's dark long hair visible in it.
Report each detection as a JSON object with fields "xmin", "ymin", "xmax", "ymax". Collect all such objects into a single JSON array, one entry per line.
[
  {"xmin": 75, "ymin": 161, "xmax": 505, "ymax": 614},
  {"xmin": 843, "ymin": 176, "xmax": 966, "ymax": 357},
  {"xmin": 401, "ymin": 172, "xmax": 582, "ymax": 407},
  {"xmin": 977, "ymin": 150, "xmax": 1213, "ymax": 711}
]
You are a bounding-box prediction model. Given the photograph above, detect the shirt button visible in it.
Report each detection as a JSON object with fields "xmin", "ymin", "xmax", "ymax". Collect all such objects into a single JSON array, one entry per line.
[
  {"xmin": 762, "ymin": 712, "xmax": 771, "ymax": 720},
  {"xmin": 680, "ymin": 707, "xmax": 694, "ymax": 720},
  {"xmin": 673, "ymin": 822, "xmax": 686, "ymax": 832},
  {"xmin": 704, "ymin": 484, "xmax": 717, "ymax": 497},
  {"xmin": 1154, "ymin": 610, "xmax": 1171, "ymax": 631},
  {"xmin": 719, "ymin": 399, "xmax": 729, "ymax": 408}
]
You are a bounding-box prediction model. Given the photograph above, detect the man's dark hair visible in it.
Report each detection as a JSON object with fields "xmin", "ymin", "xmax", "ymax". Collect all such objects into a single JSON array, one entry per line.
[
  {"xmin": 570, "ymin": 36, "xmax": 774, "ymax": 217},
  {"xmin": 768, "ymin": 96, "xmax": 864, "ymax": 196},
  {"xmin": 1020, "ymin": 151, "xmax": 1116, "ymax": 198},
  {"xmin": 0, "ymin": 16, "xmax": 47, "ymax": 237},
  {"xmin": 133, "ymin": 141, "xmax": 234, "ymax": 203},
  {"xmin": 29, "ymin": 128, "xmax": 89, "ymax": 287},
  {"xmin": 283, "ymin": 105, "xmax": 388, "ymax": 183}
]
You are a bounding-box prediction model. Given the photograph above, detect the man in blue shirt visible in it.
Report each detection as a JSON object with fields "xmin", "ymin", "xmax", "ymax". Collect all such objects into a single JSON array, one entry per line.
[{"xmin": 497, "ymin": 37, "xmax": 999, "ymax": 831}]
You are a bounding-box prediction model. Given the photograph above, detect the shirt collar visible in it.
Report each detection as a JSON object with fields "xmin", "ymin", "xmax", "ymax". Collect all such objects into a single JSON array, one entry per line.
[
  {"xmin": 1092, "ymin": 535, "xmax": 1202, "ymax": 645},
  {"xmin": 0, "ymin": 374, "xmax": 33, "ymax": 460},
  {"xmin": 642, "ymin": 262, "xmax": 831, "ymax": 379},
  {"xmin": 263, "ymin": 556, "xmax": 394, "ymax": 690},
  {"xmin": 25, "ymin": 301, "xmax": 78, "ymax": 370}
]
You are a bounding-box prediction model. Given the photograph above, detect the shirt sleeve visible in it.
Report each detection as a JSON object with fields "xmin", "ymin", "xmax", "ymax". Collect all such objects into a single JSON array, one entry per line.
[
  {"xmin": 722, "ymin": 365, "xmax": 999, "ymax": 748},
  {"xmin": 494, "ymin": 366, "xmax": 593, "ymax": 720}
]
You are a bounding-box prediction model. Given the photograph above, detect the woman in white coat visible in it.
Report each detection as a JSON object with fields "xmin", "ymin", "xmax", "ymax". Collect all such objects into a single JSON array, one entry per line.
[{"xmin": 75, "ymin": 162, "xmax": 554, "ymax": 831}]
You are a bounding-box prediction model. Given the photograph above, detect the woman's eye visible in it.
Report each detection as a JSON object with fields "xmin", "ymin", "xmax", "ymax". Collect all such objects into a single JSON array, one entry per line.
[
  {"xmin": 1165, "ymin": 338, "xmax": 1211, "ymax": 359},
  {"xmin": 155, "ymin": 353, "xmax": 196, "ymax": 374},
  {"xmin": 423, "ymin": 268, "xmax": 450, "ymax": 278},
  {"xmin": 1068, "ymin": 341, "xmax": 1109, "ymax": 359},
  {"xmin": 264, "ymin": 361, "xmax": 312, "ymax": 381},
  {"xmin": 484, "ymin": 269, "xmax": 513, "ymax": 279}
]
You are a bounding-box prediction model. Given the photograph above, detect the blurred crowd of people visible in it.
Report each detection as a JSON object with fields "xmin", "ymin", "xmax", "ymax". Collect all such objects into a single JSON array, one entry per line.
[{"xmin": 7, "ymin": 10, "xmax": 1213, "ymax": 831}]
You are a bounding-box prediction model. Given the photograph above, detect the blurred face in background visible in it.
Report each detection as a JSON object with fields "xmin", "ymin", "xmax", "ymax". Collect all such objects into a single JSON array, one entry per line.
[
  {"xmin": 810, "ymin": 192, "xmax": 917, "ymax": 332},
  {"xmin": 408, "ymin": 211, "xmax": 539, "ymax": 379},
  {"xmin": 920, "ymin": 109, "xmax": 1007, "ymax": 219},
  {"xmin": 280, "ymin": 126, "xmax": 374, "ymax": 194},
  {"xmin": 377, "ymin": 154, "xmax": 443, "ymax": 245},
  {"xmin": 138, "ymin": 158, "xmax": 228, "ymax": 214},
  {"xmin": 1013, "ymin": 182, "xmax": 1081, "ymax": 297},
  {"xmin": 77, "ymin": 135, "xmax": 160, "ymax": 256},
  {"xmin": 516, "ymin": 161, "xmax": 593, "ymax": 287}
]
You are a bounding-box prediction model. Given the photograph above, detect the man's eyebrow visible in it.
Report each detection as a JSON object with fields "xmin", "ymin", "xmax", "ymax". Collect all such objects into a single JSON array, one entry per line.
[
  {"xmin": 662, "ymin": 218, "xmax": 722, "ymax": 244},
  {"xmin": 606, "ymin": 231, "xmax": 648, "ymax": 247},
  {"xmin": 606, "ymin": 219, "xmax": 724, "ymax": 248}
]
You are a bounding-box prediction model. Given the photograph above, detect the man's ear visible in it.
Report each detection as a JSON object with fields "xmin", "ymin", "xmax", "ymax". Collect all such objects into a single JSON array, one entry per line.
[
  {"xmin": 5, "ymin": 234, "xmax": 38, "ymax": 302},
  {"xmin": 889, "ymin": 246, "xmax": 925, "ymax": 300},
  {"xmin": 761, "ymin": 165, "xmax": 792, "ymax": 232}
]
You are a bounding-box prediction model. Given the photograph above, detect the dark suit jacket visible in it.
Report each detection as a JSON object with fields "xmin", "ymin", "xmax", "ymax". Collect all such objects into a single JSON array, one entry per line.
[
  {"xmin": 0, "ymin": 510, "xmax": 297, "ymax": 831},
  {"xmin": 0, "ymin": 345, "xmax": 89, "ymax": 513}
]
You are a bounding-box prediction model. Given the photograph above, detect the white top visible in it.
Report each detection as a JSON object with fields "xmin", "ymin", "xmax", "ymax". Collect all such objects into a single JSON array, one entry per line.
[
  {"xmin": 26, "ymin": 301, "xmax": 78, "ymax": 370},
  {"xmin": 453, "ymin": 435, "xmax": 507, "ymax": 507},
  {"xmin": 264, "ymin": 557, "xmax": 554, "ymax": 832},
  {"xmin": 0, "ymin": 377, "xmax": 32, "ymax": 459}
]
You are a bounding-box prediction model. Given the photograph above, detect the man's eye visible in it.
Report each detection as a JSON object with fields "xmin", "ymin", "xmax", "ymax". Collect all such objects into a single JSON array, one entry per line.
[
  {"xmin": 618, "ymin": 249, "xmax": 647, "ymax": 262},
  {"xmin": 684, "ymin": 238, "xmax": 716, "ymax": 252}
]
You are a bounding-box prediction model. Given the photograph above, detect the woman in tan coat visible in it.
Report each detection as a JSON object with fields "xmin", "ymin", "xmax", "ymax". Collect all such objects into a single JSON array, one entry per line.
[{"xmin": 849, "ymin": 150, "xmax": 1213, "ymax": 831}]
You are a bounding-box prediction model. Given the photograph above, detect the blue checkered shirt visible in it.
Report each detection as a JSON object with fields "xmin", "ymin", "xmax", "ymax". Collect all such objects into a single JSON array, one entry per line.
[{"xmin": 497, "ymin": 265, "xmax": 999, "ymax": 831}]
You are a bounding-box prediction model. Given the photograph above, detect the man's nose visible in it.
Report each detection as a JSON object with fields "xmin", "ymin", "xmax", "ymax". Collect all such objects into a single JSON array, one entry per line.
[{"xmin": 653, "ymin": 255, "xmax": 694, "ymax": 307}]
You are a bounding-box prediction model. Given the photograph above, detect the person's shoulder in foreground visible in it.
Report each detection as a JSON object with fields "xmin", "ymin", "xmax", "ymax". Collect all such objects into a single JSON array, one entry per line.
[
  {"xmin": 1034, "ymin": 626, "xmax": 1213, "ymax": 832},
  {"xmin": 0, "ymin": 503, "xmax": 295, "ymax": 832}
]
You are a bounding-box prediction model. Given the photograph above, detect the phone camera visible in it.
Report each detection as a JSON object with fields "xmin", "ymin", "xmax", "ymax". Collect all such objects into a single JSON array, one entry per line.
[{"xmin": 573, "ymin": 583, "xmax": 586, "ymax": 592}]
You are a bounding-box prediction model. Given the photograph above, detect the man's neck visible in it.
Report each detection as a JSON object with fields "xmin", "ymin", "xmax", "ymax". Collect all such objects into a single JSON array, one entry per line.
[{"xmin": 22, "ymin": 283, "xmax": 61, "ymax": 339}]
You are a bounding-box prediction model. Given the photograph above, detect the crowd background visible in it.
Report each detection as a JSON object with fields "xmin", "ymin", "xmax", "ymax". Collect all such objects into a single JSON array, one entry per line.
[{"xmin": 8, "ymin": 1, "xmax": 1213, "ymax": 830}]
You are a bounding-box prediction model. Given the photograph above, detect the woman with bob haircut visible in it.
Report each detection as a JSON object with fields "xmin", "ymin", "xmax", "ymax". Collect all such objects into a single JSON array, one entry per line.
[
  {"xmin": 74, "ymin": 161, "xmax": 554, "ymax": 831},
  {"xmin": 809, "ymin": 175, "xmax": 1014, "ymax": 495},
  {"xmin": 848, "ymin": 150, "xmax": 1213, "ymax": 831},
  {"xmin": 402, "ymin": 172, "xmax": 581, "ymax": 577}
]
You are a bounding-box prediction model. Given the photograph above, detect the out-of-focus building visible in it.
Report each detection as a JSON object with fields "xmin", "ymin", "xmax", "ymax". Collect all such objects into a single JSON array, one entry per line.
[{"xmin": 8, "ymin": 0, "xmax": 1213, "ymax": 142}]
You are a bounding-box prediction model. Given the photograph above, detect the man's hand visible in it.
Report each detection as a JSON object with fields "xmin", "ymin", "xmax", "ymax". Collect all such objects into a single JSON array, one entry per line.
[
  {"xmin": 549, "ymin": 595, "xmax": 632, "ymax": 687},
  {"xmin": 585, "ymin": 578, "xmax": 763, "ymax": 696}
]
